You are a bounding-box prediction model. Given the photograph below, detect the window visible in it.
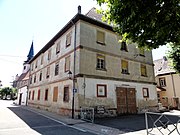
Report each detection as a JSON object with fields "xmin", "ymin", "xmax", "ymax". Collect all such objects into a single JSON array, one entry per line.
[
  {"xmin": 139, "ymin": 48, "xmax": 145, "ymax": 56},
  {"xmin": 31, "ymin": 63, "xmax": 34, "ymax": 71},
  {"xmin": 66, "ymin": 32, "xmax": 71, "ymax": 47},
  {"xmin": 32, "ymin": 90, "xmax": 35, "ymax": 100},
  {"xmin": 29, "ymin": 91, "xmax": 31, "ymax": 100},
  {"xmin": 63, "ymin": 86, "xmax": 69, "ymax": 102},
  {"xmin": 55, "ymin": 62, "xmax": 59, "ymax": 76},
  {"xmin": 53, "ymin": 87, "xmax": 58, "ymax": 102},
  {"xmin": 65, "ymin": 56, "xmax": 70, "ymax": 72},
  {"xmin": 97, "ymin": 55, "xmax": 105, "ymax": 70},
  {"xmin": 39, "ymin": 71, "xmax": 42, "ymax": 81},
  {"xmin": 97, "ymin": 84, "xmax": 107, "ymax": 97},
  {"xmin": 97, "ymin": 30, "xmax": 105, "ymax": 45},
  {"xmin": 35, "ymin": 60, "xmax": 38, "ymax": 68},
  {"xmin": 45, "ymin": 89, "xmax": 48, "ymax": 101},
  {"xmin": 159, "ymin": 77, "xmax": 166, "ymax": 87},
  {"xmin": 34, "ymin": 74, "xmax": 36, "ymax": 83},
  {"xmin": 46, "ymin": 67, "xmax": 50, "ymax": 78},
  {"xmin": 142, "ymin": 88, "xmax": 149, "ymax": 98},
  {"xmin": 121, "ymin": 41, "xmax": 128, "ymax": 51},
  {"xmin": 41, "ymin": 55, "xmax": 43, "ymax": 65},
  {"xmin": 56, "ymin": 41, "xmax": 60, "ymax": 54},
  {"xmin": 24, "ymin": 66, "xmax": 26, "ymax": 70},
  {"xmin": 121, "ymin": 60, "xmax": 129, "ymax": 74},
  {"xmin": 141, "ymin": 64, "xmax": 147, "ymax": 77},
  {"xmin": 30, "ymin": 76, "xmax": 32, "ymax": 84},
  {"xmin": 37, "ymin": 89, "xmax": 40, "ymax": 100},
  {"xmin": 48, "ymin": 49, "xmax": 51, "ymax": 60}
]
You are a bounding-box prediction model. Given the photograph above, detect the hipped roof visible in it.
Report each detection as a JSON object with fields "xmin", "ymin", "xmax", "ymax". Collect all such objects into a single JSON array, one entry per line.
[{"xmin": 29, "ymin": 9, "xmax": 113, "ymax": 63}]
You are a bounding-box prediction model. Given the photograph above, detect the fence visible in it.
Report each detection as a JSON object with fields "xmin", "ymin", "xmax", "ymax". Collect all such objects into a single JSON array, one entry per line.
[{"xmin": 80, "ymin": 107, "xmax": 94, "ymax": 123}]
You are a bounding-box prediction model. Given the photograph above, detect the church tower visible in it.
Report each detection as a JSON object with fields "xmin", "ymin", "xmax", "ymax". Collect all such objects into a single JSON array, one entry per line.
[{"xmin": 22, "ymin": 41, "xmax": 34, "ymax": 73}]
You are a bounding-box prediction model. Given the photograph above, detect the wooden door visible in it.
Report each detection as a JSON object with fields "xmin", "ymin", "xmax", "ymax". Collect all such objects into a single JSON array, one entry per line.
[
  {"xmin": 116, "ymin": 87, "xmax": 127, "ymax": 114},
  {"xmin": 127, "ymin": 88, "xmax": 137, "ymax": 114},
  {"xmin": 19, "ymin": 93, "xmax": 22, "ymax": 105},
  {"xmin": 116, "ymin": 87, "xmax": 137, "ymax": 115}
]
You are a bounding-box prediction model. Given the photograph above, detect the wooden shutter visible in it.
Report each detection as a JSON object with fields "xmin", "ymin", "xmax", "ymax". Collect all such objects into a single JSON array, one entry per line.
[{"xmin": 53, "ymin": 87, "xmax": 58, "ymax": 102}]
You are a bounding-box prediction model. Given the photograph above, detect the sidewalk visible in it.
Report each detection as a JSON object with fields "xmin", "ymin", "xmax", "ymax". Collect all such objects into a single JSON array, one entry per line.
[
  {"xmin": 22, "ymin": 106, "xmax": 180, "ymax": 135},
  {"xmin": 22, "ymin": 106, "xmax": 123, "ymax": 135}
]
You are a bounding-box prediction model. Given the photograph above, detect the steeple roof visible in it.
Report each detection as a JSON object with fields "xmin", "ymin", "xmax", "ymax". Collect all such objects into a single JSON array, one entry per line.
[{"xmin": 26, "ymin": 41, "xmax": 34, "ymax": 62}]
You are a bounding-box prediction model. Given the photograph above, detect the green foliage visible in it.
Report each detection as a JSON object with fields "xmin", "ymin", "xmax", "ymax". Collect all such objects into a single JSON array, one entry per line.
[
  {"xmin": 0, "ymin": 87, "xmax": 17, "ymax": 99},
  {"xmin": 96, "ymin": 0, "xmax": 180, "ymax": 72},
  {"xmin": 168, "ymin": 44, "xmax": 180, "ymax": 73}
]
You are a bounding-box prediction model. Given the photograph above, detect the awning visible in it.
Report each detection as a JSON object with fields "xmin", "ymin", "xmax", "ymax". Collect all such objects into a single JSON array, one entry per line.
[{"xmin": 157, "ymin": 87, "xmax": 166, "ymax": 91}]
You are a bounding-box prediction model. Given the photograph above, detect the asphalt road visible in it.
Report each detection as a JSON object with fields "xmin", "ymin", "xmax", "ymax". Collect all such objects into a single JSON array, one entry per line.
[
  {"xmin": 0, "ymin": 100, "xmax": 95, "ymax": 135},
  {"xmin": 95, "ymin": 112, "xmax": 179, "ymax": 133}
]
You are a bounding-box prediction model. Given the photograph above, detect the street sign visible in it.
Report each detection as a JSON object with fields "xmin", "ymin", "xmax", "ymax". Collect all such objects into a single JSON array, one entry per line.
[{"xmin": 73, "ymin": 89, "xmax": 77, "ymax": 93}]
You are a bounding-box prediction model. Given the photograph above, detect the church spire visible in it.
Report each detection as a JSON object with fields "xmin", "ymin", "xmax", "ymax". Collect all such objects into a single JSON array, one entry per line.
[{"xmin": 27, "ymin": 41, "xmax": 34, "ymax": 62}]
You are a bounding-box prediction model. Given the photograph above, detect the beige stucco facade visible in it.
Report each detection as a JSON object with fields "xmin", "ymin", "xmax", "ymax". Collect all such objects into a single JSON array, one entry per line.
[
  {"xmin": 154, "ymin": 57, "xmax": 180, "ymax": 109},
  {"xmin": 28, "ymin": 13, "xmax": 157, "ymax": 117},
  {"xmin": 156, "ymin": 73, "xmax": 180, "ymax": 108}
]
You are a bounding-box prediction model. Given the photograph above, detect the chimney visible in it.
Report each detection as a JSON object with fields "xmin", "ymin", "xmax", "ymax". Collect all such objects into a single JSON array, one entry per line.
[{"xmin": 78, "ymin": 5, "xmax": 81, "ymax": 14}]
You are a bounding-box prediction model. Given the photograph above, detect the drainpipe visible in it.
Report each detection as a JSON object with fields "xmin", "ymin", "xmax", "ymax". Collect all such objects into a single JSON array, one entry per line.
[
  {"xmin": 71, "ymin": 5, "xmax": 80, "ymax": 119},
  {"xmin": 71, "ymin": 22, "xmax": 76, "ymax": 119}
]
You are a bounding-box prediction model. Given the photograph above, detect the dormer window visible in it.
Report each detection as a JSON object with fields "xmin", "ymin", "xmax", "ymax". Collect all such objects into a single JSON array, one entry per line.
[
  {"xmin": 139, "ymin": 48, "xmax": 145, "ymax": 56},
  {"xmin": 97, "ymin": 30, "xmax": 105, "ymax": 45},
  {"xmin": 121, "ymin": 41, "xmax": 128, "ymax": 52},
  {"xmin": 48, "ymin": 49, "xmax": 51, "ymax": 60},
  {"xmin": 31, "ymin": 63, "xmax": 34, "ymax": 71},
  {"xmin": 41, "ymin": 55, "xmax": 43, "ymax": 65},
  {"xmin": 56, "ymin": 41, "xmax": 60, "ymax": 54},
  {"xmin": 35, "ymin": 60, "xmax": 38, "ymax": 68},
  {"xmin": 66, "ymin": 32, "xmax": 71, "ymax": 47}
]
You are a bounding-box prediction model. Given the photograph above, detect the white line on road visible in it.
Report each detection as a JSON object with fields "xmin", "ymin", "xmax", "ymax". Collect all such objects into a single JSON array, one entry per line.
[{"xmin": 32, "ymin": 124, "xmax": 64, "ymax": 129}]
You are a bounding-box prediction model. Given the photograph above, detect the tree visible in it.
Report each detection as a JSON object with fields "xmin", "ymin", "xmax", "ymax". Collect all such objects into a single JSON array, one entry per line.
[
  {"xmin": 0, "ymin": 87, "xmax": 17, "ymax": 99},
  {"xmin": 168, "ymin": 44, "xmax": 180, "ymax": 73},
  {"xmin": 96, "ymin": 0, "xmax": 180, "ymax": 72}
]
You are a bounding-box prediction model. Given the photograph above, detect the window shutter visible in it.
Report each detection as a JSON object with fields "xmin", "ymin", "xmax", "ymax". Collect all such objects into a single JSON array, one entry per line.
[{"xmin": 97, "ymin": 31, "xmax": 105, "ymax": 44}]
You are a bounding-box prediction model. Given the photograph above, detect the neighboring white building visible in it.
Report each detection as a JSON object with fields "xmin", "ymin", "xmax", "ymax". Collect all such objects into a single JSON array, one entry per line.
[
  {"xmin": 16, "ymin": 42, "xmax": 34, "ymax": 105},
  {"xmin": 28, "ymin": 7, "xmax": 157, "ymax": 117},
  {"xmin": 154, "ymin": 56, "xmax": 180, "ymax": 109}
]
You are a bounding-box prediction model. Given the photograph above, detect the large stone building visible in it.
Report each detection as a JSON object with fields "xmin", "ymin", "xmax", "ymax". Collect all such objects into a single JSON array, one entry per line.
[{"xmin": 28, "ymin": 7, "xmax": 157, "ymax": 117}]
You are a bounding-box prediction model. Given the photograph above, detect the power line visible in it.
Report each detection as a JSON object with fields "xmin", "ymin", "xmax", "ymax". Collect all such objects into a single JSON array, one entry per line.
[
  {"xmin": 0, "ymin": 58, "xmax": 22, "ymax": 64},
  {"xmin": 0, "ymin": 54, "xmax": 26, "ymax": 58}
]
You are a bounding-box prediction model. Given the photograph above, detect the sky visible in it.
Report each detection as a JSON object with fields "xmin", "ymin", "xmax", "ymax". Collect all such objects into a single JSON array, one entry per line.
[{"xmin": 0, "ymin": 0, "xmax": 169, "ymax": 87}]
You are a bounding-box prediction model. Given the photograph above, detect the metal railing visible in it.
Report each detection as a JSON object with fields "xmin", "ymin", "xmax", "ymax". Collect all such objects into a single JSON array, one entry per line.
[
  {"xmin": 145, "ymin": 111, "xmax": 180, "ymax": 135},
  {"xmin": 80, "ymin": 107, "xmax": 94, "ymax": 123}
]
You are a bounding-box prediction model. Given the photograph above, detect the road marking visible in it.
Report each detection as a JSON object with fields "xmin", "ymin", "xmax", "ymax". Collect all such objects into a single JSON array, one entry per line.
[
  {"xmin": 25, "ymin": 108, "xmax": 87, "ymax": 132},
  {"xmin": 32, "ymin": 124, "xmax": 64, "ymax": 129},
  {"xmin": 67, "ymin": 125, "xmax": 88, "ymax": 132}
]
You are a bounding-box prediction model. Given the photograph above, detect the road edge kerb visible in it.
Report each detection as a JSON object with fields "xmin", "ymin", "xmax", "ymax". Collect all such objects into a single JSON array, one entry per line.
[{"xmin": 20, "ymin": 105, "xmax": 122, "ymax": 135}]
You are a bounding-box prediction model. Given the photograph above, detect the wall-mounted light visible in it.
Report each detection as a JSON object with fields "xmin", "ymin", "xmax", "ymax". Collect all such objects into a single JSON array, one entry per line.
[{"xmin": 67, "ymin": 70, "xmax": 72, "ymax": 80}]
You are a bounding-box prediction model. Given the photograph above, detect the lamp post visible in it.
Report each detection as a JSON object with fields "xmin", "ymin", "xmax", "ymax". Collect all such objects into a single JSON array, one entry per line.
[{"xmin": 68, "ymin": 70, "xmax": 75, "ymax": 119}]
